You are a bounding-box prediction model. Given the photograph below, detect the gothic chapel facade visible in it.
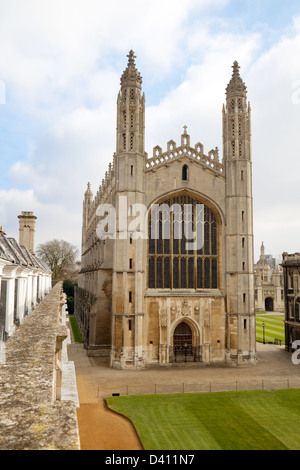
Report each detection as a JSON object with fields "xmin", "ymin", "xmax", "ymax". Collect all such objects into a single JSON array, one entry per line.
[{"xmin": 75, "ymin": 51, "xmax": 257, "ymax": 369}]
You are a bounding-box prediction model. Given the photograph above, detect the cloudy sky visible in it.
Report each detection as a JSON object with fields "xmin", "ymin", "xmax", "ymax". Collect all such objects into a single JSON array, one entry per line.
[{"xmin": 0, "ymin": 0, "xmax": 300, "ymax": 261}]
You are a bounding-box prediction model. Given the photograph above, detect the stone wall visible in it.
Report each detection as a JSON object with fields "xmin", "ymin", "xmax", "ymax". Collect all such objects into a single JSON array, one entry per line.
[{"xmin": 0, "ymin": 282, "xmax": 80, "ymax": 450}]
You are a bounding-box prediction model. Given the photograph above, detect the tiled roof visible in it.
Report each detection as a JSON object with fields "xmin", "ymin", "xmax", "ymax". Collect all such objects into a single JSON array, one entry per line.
[{"xmin": 0, "ymin": 233, "xmax": 50, "ymax": 272}]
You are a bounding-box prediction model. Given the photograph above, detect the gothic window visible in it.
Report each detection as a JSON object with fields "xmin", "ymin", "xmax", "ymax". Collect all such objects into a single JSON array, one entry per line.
[
  {"xmin": 130, "ymin": 133, "xmax": 134, "ymax": 150},
  {"xmin": 148, "ymin": 194, "xmax": 219, "ymax": 289},
  {"xmin": 232, "ymin": 141, "xmax": 235, "ymax": 157},
  {"xmin": 239, "ymin": 141, "xmax": 242, "ymax": 157},
  {"xmin": 130, "ymin": 88, "xmax": 135, "ymax": 100},
  {"xmin": 130, "ymin": 112, "xmax": 134, "ymax": 128},
  {"xmin": 182, "ymin": 165, "xmax": 188, "ymax": 181},
  {"xmin": 122, "ymin": 133, "xmax": 126, "ymax": 150}
]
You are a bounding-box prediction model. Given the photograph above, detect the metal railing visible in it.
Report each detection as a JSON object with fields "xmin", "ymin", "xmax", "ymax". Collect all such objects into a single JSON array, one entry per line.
[{"xmin": 89, "ymin": 377, "xmax": 300, "ymax": 399}]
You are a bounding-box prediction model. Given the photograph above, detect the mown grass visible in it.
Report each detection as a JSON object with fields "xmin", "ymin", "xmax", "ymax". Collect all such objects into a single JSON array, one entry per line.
[
  {"xmin": 106, "ymin": 389, "xmax": 300, "ymax": 450},
  {"xmin": 256, "ymin": 313, "xmax": 285, "ymax": 343},
  {"xmin": 68, "ymin": 314, "xmax": 83, "ymax": 343}
]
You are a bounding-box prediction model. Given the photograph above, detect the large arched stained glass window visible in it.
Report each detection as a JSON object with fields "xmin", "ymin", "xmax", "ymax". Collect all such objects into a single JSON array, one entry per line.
[{"xmin": 148, "ymin": 194, "xmax": 218, "ymax": 289}]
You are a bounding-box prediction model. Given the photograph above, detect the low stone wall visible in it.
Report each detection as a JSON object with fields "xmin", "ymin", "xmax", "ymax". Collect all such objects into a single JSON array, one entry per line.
[{"xmin": 0, "ymin": 282, "xmax": 80, "ymax": 450}]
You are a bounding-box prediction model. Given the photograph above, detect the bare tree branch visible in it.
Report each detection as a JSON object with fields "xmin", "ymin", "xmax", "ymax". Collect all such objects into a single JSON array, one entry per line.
[{"xmin": 36, "ymin": 239, "xmax": 79, "ymax": 281}]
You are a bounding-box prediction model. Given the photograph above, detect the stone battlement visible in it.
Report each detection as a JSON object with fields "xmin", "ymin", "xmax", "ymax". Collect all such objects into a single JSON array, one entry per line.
[
  {"xmin": 0, "ymin": 282, "xmax": 80, "ymax": 450},
  {"xmin": 145, "ymin": 130, "xmax": 224, "ymax": 177}
]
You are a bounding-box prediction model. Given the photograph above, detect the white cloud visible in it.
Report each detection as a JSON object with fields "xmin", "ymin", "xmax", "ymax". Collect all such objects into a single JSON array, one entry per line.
[{"xmin": 0, "ymin": 1, "xmax": 300, "ymax": 262}]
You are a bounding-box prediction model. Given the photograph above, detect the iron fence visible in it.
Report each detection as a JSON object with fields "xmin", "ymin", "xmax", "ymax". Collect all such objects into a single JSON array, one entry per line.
[{"xmin": 91, "ymin": 376, "xmax": 300, "ymax": 399}]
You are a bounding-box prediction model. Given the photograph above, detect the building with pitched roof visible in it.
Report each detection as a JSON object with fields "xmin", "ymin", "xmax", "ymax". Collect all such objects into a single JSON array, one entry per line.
[{"xmin": 0, "ymin": 213, "xmax": 52, "ymax": 340}]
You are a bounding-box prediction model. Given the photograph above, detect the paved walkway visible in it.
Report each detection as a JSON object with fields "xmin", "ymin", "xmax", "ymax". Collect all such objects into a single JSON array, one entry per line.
[{"xmin": 68, "ymin": 342, "xmax": 300, "ymax": 450}]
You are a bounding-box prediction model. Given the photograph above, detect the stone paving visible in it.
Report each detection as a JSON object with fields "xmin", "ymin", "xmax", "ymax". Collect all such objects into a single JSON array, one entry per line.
[{"xmin": 68, "ymin": 342, "xmax": 300, "ymax": 400}]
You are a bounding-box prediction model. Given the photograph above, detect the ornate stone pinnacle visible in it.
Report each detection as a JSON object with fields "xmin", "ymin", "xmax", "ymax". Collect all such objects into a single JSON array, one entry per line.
[
  {"xmin": 183, "ymin": 125, "xmax": 188, "ymax": 134},
  {"xmin": 232, "ymin": 61, "xmax": 240, "ymax": 77},
  {"xmin": 120, "ymin": 50, "xmax": 142, "ymax": 87},
  {"xmin": 226, "ymin": 60, "xmax": 247, "ymax": 97},
  {"xmin": 127, "ymin": 50, "xmax": 136, "ymax": 67}
]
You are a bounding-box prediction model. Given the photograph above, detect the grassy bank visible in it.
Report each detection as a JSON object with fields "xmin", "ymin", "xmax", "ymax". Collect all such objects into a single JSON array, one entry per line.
[{"xmin": 68, "ymin": 314, "xmax": 83, "ymax": 343}]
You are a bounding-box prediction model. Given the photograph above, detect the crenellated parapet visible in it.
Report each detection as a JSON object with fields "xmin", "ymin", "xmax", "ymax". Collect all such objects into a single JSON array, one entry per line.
[
  {"xmin": 145, "ymin": 128, "xmax": 224, "ymax": 177},
  {"xmin": 84, "ymin": 155, "xmax": 116, "ymax": 225}
]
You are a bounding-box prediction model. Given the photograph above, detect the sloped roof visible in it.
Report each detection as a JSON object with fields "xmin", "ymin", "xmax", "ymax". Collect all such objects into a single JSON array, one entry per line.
[{"xmin": 0, "ymin": 233, "xmax": 50, "ymax": 272}]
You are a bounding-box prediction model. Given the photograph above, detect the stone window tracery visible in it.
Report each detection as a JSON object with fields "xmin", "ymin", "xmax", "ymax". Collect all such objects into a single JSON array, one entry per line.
[
  {"xmin": 148, "ymin": 194, "xmax": 218, "ymax": 290},
  {"xmin": 130, "ymin": 88, "xmax": 135, "ymax": 100},
  {"xmin": 130, "ymin": 133, "xmax": 134, "ymax": 150}
]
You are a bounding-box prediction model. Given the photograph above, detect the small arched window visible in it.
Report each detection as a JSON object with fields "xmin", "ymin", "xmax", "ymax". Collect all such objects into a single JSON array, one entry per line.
[{"xmin": 182, "ymin": 165, "xmax": 188, "ymax": 181}]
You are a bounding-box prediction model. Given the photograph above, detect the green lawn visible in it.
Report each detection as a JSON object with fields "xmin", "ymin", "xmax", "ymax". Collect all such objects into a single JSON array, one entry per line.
[
  {"xmin": 106, "ymin": 389, "xmax": 300, "ymax": 450},
  {"xmin": 68, "ymin": 314, "xmax": 83, "ymax": 343},
  {"xmin": 256, "ymin": 313, "xmax": 285, "ymax": 344}
]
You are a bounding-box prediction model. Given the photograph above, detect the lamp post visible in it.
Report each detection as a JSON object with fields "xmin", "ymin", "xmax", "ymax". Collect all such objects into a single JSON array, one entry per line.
[{"xmin": 262, "ymin": 322, "xmax": 265, "ymax": 344}]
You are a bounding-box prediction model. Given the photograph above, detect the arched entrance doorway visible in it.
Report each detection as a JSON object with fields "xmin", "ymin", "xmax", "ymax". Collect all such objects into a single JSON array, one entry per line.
[
  {"xmin": 173, "ymin": 322, "xmax": 192, "ymax": 353},
  {"xmin": 265, "ymin": 297, "xmax": 274, "ymax": 312},
  {"xmin": 172, "ymin": 321, "xmax": 200, "ymax": 362}
]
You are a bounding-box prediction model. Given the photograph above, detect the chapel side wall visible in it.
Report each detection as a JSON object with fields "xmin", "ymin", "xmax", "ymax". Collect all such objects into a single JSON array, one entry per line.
[{"xmin": 76, "ymin": 177, "xmax": 115, "ymax": 355}]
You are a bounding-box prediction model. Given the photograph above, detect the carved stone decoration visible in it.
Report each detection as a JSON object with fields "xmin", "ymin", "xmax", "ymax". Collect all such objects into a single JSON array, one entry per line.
[
  {"xmin": 194, "ymin": 306, "xmax": 200, "ymax": 316},
  {"xmin": 182, "ymin": 300, "xmax": 190, "ymax": 316},
  {"xmin": 171, "ymin": 305, "xmax": 177, "ymax": 323},
  {"xmin": 160, "ymin": 309, "xmax": 167, "ymax": 328}
]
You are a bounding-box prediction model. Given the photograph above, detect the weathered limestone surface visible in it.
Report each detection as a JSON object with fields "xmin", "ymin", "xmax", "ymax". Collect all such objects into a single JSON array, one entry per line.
[
  {"xmin": 76, "ymin": 52, "xmax": 257, "ymax": 369},
  {"xmin": 0, "ymin": 283, "xmax": 80, "ymax": 450}
]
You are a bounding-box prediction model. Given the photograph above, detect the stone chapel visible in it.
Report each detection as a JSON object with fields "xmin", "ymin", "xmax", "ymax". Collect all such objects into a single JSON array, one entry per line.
[{"xmin": 75, "ymin": 51, "xmax": 257, "ymax": 369}]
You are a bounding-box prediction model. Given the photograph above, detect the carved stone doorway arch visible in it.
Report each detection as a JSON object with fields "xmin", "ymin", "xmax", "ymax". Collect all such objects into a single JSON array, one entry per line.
[{"xmin": 170, "ymin": 318, "xmax": 201, "ymax": 363}]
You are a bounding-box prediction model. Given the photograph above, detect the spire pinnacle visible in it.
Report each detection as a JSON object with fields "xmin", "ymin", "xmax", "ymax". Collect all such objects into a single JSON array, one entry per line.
[
  {"xmin": 226, "ymin": 60, "xmax": 247, "ymax": 98},
  {"xmin": 232, "ymin": 61, "xmax": 240, "ymax": 78},
  {"xmin": 120, "ymin": 50, "xmax": 142, "ymax": 88},
  {"xmin": 85, "ymin": 182, "xmax": 93, "ymax": 198},
  {"xmin": 127, "ymin": 50, "xmax": 136, "ymax": 67}
]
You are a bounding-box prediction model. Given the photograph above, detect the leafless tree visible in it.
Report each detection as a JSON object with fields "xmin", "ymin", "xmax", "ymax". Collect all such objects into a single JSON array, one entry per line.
[{"xmin": 36, "ymin": 239, "xmax": 79, "ymax": 281}]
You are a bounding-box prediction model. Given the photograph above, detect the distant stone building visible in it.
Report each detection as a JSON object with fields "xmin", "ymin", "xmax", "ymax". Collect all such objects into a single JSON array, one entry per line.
[
  {"xmin": 76, "ymin": 51, "xmax": 257, "ymax": 369},
  {"xmin": 254, "ymin": 242, "xmax": 284, "ymax": 312},
  {"xmin": 281, "ymin": 252, "xmax": 300, "ymax": 350},
  {"xmin": 0, "ymin": 212, "xmax": 52, "ymax": 340}
]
